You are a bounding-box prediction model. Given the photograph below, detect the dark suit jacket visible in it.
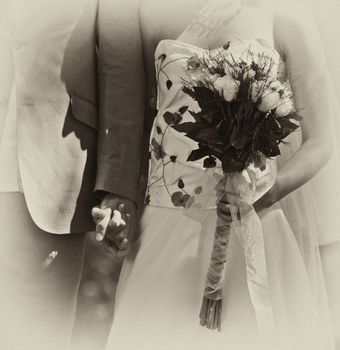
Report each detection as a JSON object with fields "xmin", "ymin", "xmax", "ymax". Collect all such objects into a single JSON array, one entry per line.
[{"xmin": 0, "ymin": 0, "xmax": 144, "ymax": 233}]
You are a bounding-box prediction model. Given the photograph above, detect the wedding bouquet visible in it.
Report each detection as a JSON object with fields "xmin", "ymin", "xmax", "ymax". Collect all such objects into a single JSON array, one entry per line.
[{"xmin": 171, "ymin": 42, "xmax": 301, "ymax": 331}]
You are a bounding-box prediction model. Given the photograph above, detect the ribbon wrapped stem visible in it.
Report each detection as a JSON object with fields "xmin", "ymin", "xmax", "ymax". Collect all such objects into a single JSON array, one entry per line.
[
  {"xmin": 199, "ymin": 174, "xmax": 234, "ymax": 330},
  {"xmin": 199, "ymin": 170, "xmax": 274, "ymax": 335}
]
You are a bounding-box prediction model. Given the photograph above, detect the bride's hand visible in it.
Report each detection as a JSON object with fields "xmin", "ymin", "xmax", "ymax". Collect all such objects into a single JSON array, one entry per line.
[
  {"xmin": 217, "ymin": 177, "xmax": 283, "ymax": 219},
  {"xmin": 253, "ymin": 184, "xmax": 280, "ymax": 212},
  {"xmin": 217, "ymin": 185, "xmax": 280, "ymax": 221},
  {"xmin": 92, "ymin": 194, "xmax": 137, "ymax": 258}
]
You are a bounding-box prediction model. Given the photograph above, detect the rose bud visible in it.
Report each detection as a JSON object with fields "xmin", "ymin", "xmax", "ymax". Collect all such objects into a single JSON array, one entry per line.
[
  {"xmin": 243, "ymin": 68, "xmax": 256, "ymax": 80},
  {"xmin": 269, "ymin": 80, "xmax": 282, "ymax": 91},
  {"xmin": 276, "ymin": 99, "xmax": 293, "ymax": 117},
  {"xmin": 214, "ymin": 76, "xmax": 239, "ymax": 102},
  {"xmin": 258, "ymin": 90, "xmax": 280, "ymax": 112},
  {"xmin": 187, "ymin": 55, "xmax": 200, "ymax": 71}
]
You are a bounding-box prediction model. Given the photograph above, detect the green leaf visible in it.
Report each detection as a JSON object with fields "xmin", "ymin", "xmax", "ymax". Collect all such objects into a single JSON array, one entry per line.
[
  {"xmin": 278, "ymin": 118, "xmax": 299, "ymax": 138},
  {"xmin": 187, "ymin": 86, "xmax": 219, "ymax": 112},
  {"xmin": 163, "ymin": 111, "xmax": 174, "ymax": 124},
  {"xmin": 189, "ymin": 128, "xmax": 225, "ymax": 145},
  {"xmin": 172, "ymin": 122, "xmax": 206, "ymax": 134},
  {"xmin": 163, "ymin": 111, "xmax": 182, "ymax": 125},
  {"xmin": 221, "ymin": 147, "xmax": 247, "ymax": 172},
  {"xmin": 230, "ymin": 127, "xmax": 248, "ymax": 150},
  {"xmin": 203, "ymin": 156, "xmax": 217, "ymax": 168},
  {"xmin": 182, "ymin": 86, "xmax": 195, "ymax": 99},
  {"xmin": 188, "ymin": 110, "xmax": 202, "ymax": 122},
  {"xmin": 151, "ymin": 138, "xmax": 164, "ymax": 160},
  {"xmin": 250, "ymin": 151, "xmax": 267, "ymax": 170},
  {"xmin": 179, "ymin": 106, "xmax": 189, "ymax": 115},
  {"xmin": 187, "ymin": 147, "xmax": 211, "ymax": 162},
  {"xmin": 223, "ymin": 42, "xmax": 230, "ymax": 50},
  {"xmin": 172, "ymin": 113, "xmax": 183, "ymax": 125},
  {"xmin": 194, "ymin": 186, "xmax": 203, "ymax": 194},
  {"xmin": 158, "ymin": 53, "xmax": 166, "ymax": 62},
  {"xmin": 171, "ymin": 192, "xmax": 184, "ymax": 207},
  {"xmin": 182, "ymin": 194, "xmax": 190, "ymax": 207},
  {"xmin": 170, "ymin": 192, "xmax": 190, "ymax": 207},
  {"xmin": 208, "ymin": 143, "xmax": 225, "ymax": 157},
  {"xmin": 259, "ymin": 140, "xmax": 280, "ymax": 157},
  {"xmin": 200, "ymin": 111, "xmax": 216, "ymax": 124},
  {"xmin": 186, "ymin": 196, "xmax": 195, "ymax": 207},
  {"xmin": 178, "ymin": 179, "xmax": 185, "ymax": 189},
  {"xmin": 287, "ymin": 112, "xmax": 303, "ymax": 122}
]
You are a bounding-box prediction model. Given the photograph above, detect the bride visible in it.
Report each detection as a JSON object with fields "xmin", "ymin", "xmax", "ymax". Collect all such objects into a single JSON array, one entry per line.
[{"xmin": 105, "ymin": 0, "xmax": 339, "ymax": 349}]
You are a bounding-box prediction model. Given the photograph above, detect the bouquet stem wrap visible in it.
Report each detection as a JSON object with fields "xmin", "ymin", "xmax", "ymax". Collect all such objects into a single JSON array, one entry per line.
[
  {"xmin": 191, "ymin": 163, "xmax": 277, "ymax": 335},
  {"xmin": 199, "ymin": 175, "xmax": 232, "ymax": 331}
]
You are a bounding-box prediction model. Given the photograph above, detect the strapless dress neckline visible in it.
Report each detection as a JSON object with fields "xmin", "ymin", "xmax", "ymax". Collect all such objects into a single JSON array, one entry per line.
[{"xmin": 155, "ymin": 38, "xmax": 282, "ymax": 61}]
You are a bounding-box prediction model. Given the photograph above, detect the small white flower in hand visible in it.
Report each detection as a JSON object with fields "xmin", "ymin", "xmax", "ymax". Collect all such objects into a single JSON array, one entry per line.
[
  {"xmin": 92, "ymin": 207, "xmax": 112, "ymax": 242},
  {"xmin": 91, "ymin": 193, "xmax": 137, "ymax": 258}
]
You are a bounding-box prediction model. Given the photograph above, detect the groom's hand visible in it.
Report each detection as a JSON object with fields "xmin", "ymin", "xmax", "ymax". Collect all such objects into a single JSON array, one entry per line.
[{"xmin": 91, "ymin": 194, "xmax": 137, "ymax": 258}]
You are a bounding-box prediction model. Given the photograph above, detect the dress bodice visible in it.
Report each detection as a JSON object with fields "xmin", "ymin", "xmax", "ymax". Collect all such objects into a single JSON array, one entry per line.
[{"xmin": 147, "ymin": 39, "xmax": 282, "ymax": 208}]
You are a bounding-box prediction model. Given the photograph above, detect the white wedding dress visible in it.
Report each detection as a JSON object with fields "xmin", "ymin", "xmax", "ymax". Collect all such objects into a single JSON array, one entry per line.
[{"xmin": 106, "ymin": 38, "xmax": 336, "ymax": 350}]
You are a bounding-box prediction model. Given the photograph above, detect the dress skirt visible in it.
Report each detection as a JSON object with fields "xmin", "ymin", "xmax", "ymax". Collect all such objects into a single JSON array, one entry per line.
[{"xmin": 106, "ymin": 204, "xmax": 335, "ymax": 350}]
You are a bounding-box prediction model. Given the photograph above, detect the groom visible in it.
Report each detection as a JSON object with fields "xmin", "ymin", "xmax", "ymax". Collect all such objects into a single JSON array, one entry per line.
[{"xmin": 0, "ymin": 0, "xmax": 144, "ymax": 349}]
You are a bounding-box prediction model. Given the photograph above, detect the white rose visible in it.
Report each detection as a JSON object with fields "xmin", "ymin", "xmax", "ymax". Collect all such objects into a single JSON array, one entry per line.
[
  {"xmin": 258, "ymin": 90, "xmax": 280, "ymax": 112},
  {"xmin": 243, "ymin": 68, "xmax": 256, "ymax": 80},
  {"xmin": 224, "ymin": 63, "xmax": 230, "ymax": 75},
  {"xmin": 269, "ymin": 80, "xmax": 281, "ymax": 89},
  {"xmin": 239, "ymin": 50, "xmax": 254, "ymax": 68},
  {"xmin": 214, "ymin": 76, "xmax": 239, "ymax": 102},
  {"xmin": 213, "ymin": 76, "xmax": 225, "ymax": 94},
  {"xmin": 223, "ymin": 78, "xmax": 239, "ymax": 101},
  {"xmin": 208, "ymin": 73, "xmax": 220, "ymax": 84},
  {"xmin": 275, "ymin": 99, "xmax": 293, "ymax": 117},
  {"xmin": 189, "ymin": 69, "xmax": 204, "ymax": 82},
  {"xmin": 224, "ymin": 61, "xmax": 243, "ymax": 77}
]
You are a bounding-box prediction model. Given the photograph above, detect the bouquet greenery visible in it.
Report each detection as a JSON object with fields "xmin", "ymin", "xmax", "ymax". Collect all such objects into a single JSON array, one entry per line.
[{"xmin": 170, "ymin": 42, "xmax": 300, "ymax": 330}]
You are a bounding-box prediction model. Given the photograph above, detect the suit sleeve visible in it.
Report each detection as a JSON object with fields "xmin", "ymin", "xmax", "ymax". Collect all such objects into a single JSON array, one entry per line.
[{"xmin": 95, "ymin": 0, "xmax": 145, "ymax": 205}]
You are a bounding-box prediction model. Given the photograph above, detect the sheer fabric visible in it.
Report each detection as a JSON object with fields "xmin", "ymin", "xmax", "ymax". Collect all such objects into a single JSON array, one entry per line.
[
  {"xmin": 106, "ymin": 36, "xmax": 335, "ymax": 350},
  {"xmin": 278, "ymin": 0, "xmax": 340, "ymax": 246},
  {"xmin": 106, "ymin": 1, "xmax": 339, "ymax": 349}
]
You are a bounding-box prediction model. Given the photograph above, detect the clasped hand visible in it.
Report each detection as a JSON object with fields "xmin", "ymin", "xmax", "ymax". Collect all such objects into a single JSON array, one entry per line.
[
  {"xmin": 217, "ymin": 184, "xmax": 282, "ymax": 221},
  {"xmin": 91, "ymin": 194, "xmax": 136, "ymax": 258}
]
